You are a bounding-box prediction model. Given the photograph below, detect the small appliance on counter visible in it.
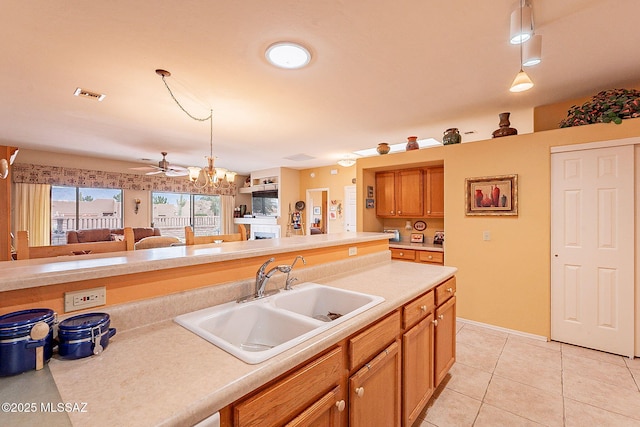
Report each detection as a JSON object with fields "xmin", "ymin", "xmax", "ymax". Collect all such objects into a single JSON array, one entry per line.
[
  {"xmin": 0, "ymin": 308, "xmax": 56, "ymax": 376},
  {"xmin": 383, "ymin": 229, "xmax": 400, "ymax": 242}
]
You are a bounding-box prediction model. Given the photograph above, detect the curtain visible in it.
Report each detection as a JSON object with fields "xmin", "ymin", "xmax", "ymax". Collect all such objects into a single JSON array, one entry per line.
[
  {"xmin": 13, "ymin": 183, "xmax": 51, "ymax": 246},
  {"xmin": 220, "ymin": 195, "xmax": 235, "ymax": 234}
]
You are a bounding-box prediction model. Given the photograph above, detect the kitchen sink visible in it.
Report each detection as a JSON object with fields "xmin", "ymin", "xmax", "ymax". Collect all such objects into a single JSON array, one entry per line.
[{"xmin": 174, "ymin": 283, "xmax": 384, "ymax": 364}]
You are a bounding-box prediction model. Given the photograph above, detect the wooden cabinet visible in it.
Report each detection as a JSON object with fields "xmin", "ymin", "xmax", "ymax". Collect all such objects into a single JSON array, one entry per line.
[
  {"xmin": 227, "ymin": 277, "xmax": 456, "ymax": 427},
  {"xmin": 434, "ymin": 277, "xmax": 456, "ymax": 388},
  {"xmin": 375, "ymin": 169, "xmax": 424, "ymax": 217},
  {"xmin": 391, "ymin": 247, "xmax": 444, "ymax": 265},
  {"xmin": 402, "ymin": 291, "xmax": 435, "ymax": 426},
  {"xmin": 425, "ymin": 166, "xmax": 444, "ymax": 218},
  {"xmin": 285, "ymin": 386, "xmax": 344, "ymax": 427},
  {"xmin": 349, "ymin": 340, "xmax": 401, "ymax": 427},
  {"xmin": 233, "ymin": 347, "xmax": 344, "ymax": 426}
]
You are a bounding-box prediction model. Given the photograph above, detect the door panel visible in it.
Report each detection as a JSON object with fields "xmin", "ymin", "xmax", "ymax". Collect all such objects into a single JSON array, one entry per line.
[{"xmin": 551, "ymin": 145, "xmax": 634, "ymax": 357}]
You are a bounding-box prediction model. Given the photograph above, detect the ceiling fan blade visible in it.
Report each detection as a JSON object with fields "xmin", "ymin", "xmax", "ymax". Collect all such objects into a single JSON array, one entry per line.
[
  {"xmin": 165, "ymin": 169, "xmax": 189, "ymax": 177},
  {"xmin": 146, "ymin": 170, "xmax": 164, "ymax": 175},
  {"xmin": 168, "ymin": 164, "xmax": 188, "ymax": 172}
]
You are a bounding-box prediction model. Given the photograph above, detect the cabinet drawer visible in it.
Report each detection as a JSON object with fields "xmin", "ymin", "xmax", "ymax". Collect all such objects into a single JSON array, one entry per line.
[
  {"xmin": 403, "ymin": 290, "xmax": 435, "ymax": 329},
  {"xmin": 390, "ymin": 248, "xmax": 416, "ymax": 261},
  {"xmin": 234, "ymin": 346, "xmax": 343, "ymax": 427},
  {"xmin": 435, "ymin": 277, "xmax": 456, "ymax": 306},
  {"xmin": 417, "ymin": 251, "xmax": 444, "ymax": 264},
  {"xmin": 349, "ymin": 311, "xmax": 400, "ymax": 371}
]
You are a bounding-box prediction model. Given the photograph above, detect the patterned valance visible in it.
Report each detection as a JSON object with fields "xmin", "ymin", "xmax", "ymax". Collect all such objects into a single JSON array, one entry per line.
[{"xmin": 12, "ymin": 163, "xmax": 237, "ymax": 195}]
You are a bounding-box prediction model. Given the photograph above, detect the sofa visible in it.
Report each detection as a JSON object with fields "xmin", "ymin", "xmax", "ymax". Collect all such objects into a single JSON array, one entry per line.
[{"xmin": 66, "ymin": 227, "xmax": 161, "ymax": 244}]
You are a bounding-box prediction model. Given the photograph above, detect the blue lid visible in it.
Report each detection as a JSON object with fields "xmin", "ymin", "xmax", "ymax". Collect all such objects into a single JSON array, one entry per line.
[
  {"xmin": 0, "ymin": 309, "xmax": 54, "ymax": 329},
  {"xmin": 0, "ymin": 309, "xmax": 54, "ymax": 339},
  {"xmin": 58, "ymin": 313, "xmax": 110, "ymax": 331}
]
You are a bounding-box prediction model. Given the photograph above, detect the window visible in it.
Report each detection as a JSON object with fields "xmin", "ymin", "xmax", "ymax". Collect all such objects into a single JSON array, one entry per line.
[
  {"xmin": 151, "ymin": 192, "xmax": 220, "ymax": 240},
  {"xmin": 51, "ymin": 186, "xmax": 123, "ymax": 245}
]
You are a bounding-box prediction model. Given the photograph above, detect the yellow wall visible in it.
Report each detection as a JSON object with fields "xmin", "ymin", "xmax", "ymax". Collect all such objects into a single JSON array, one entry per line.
[
  {"xmin": 357, "ymin": 118, "xmax": 640, "ymax": 338},
  {"xmin": 298, "ymin": 165, "xmax": 356, "ymax": 233}
]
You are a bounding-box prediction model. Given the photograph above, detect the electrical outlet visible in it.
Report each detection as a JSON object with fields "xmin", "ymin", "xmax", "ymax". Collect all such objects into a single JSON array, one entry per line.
[
  {"xmin": 348, "ymin": 247, "xmax": 357, "ymax": 256},
  {"xmin": 483, "ymin": 231, "xmax": 491, "ymax": 241},
  {"xmin": 64, "ymin": 287, "xmax": 106, "ymax": 312}
]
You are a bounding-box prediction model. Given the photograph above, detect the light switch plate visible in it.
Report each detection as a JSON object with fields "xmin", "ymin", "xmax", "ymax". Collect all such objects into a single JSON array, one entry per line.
[{"xmin": 483, "ymin": 231, "xmax": 491, "ymax": 241}]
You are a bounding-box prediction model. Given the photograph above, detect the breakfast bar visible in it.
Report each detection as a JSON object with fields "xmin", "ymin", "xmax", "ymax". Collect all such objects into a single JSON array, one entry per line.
[{"xmin": 0, "ymin": 233, "xmax": 456, "ymax": 426}]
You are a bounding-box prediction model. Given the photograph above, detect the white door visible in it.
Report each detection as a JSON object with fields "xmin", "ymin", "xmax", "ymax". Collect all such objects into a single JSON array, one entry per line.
[
  {"xmin": 551, "ymin": 145, "xmax": 634, "ymax": 357},
  {"xmin": 344, "ymin": 185, "xmax": 356, "ymax": 232}
]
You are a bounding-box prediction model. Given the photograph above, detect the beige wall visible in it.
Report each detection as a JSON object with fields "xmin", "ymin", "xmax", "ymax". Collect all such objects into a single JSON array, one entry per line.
[
  {"xmin": 298, "ymin": 165, "xmax": 356, "ymax": 233},
  {"xmin": 356, "ymin": 118, "xmax": 640, "ymax": 340}
]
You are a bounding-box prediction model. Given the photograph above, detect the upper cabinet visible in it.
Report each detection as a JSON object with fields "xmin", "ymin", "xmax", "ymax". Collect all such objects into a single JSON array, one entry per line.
[
  {"xmin": 375, "ymin": 169, "xmax": 424, "ymax": 218},
  {"xmin": 375, "ymin": 167, "xmax": 443, "ymax": 218},
  {"xmin": 425, "ymin": 166, "xmax": 444, "ymax": 218}
]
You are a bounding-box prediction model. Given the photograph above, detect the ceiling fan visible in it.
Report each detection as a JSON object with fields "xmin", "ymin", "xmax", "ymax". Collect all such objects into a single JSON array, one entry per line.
[{"xmin": 130, "ymin": 152, "xmax": 188, "ymax": 177}]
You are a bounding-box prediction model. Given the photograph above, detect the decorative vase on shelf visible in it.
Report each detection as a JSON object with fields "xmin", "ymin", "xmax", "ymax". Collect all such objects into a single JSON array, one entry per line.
[
  {"xmin": 406, "ymin": 136, "xmax": 419, "ymax": 151},
  {"xmin": 492, "ymin": 112, "xmax": 518, "ymax": 138},
  {"xmin": 376, "ymin": 142, "xmax": 390, "ymax": 155},
  {"xmin": 442, "ymin": 128, "xmax": 461, "ymax": 145}
]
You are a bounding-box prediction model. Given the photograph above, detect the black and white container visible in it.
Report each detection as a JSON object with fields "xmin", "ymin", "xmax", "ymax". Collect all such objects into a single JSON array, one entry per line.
[
  {"xmin": 57, "ymin": 313, "xmax": 116, "ymax": 360},
  {"xmin": 0, "ymin": 308, "xmax": 56, "ymax": 376}
]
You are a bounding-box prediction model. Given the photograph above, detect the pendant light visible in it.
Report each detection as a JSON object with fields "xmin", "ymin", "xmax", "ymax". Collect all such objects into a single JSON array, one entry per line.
[
  {"xmin": 509, "ymin": 0, "xmax": 534, "ymax": 92},
  {"xmin": 523, "ymin": 34, "xmax": 542, "ymax": 66},
  {"xmin": 509, "ymin": 1, "xmax": 533, "ymax": 44}
]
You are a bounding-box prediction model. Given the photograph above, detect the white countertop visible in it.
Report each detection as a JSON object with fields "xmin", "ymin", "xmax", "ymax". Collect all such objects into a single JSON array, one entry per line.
[
  {"xmin": 41, "ymin": 261, "xmax": 455, "ymax": 427},
  {"xmin": 0, "ymin": 233, "xmax": 390, "ymax": 292}
]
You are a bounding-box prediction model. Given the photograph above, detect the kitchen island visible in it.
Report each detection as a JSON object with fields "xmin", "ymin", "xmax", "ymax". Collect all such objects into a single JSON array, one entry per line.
[{"xmin": 0, "ymin": 234, "xmax": 456, "ymax": 426}]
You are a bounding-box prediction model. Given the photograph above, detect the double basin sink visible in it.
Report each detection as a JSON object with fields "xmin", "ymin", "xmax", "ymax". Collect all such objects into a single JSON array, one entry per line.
[{"xmin": 175, "ymin": 283, "xmax": 384, "ymax": 364}]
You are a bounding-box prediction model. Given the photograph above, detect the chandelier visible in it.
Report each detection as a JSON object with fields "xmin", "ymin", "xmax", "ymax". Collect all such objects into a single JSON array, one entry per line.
[{"xmin": 155, "ymin": 69, "xmax": 236, "ymax": 188}]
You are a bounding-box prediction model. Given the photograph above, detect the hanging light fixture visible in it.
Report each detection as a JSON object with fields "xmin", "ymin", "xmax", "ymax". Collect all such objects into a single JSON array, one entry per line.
[
  {"xmin": 509, "ymin": 0, "xmax": 533, "ymax": 44},
  {"xmin": 509, "ymin": 1, "xmax": 534, "ymax": 92},
  {"xmin": 523, "ymin": 34, "xmax": 542, "ymax": 66},
  {"xmin": 155, "ymin": 69, "xmax": 236, "ymax": 189}
]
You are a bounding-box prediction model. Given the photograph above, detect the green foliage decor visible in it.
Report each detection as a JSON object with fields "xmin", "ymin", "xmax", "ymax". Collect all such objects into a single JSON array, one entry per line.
[{"xmin": 560, "ymin": 89, "xmax": 640, "ymax": 128}]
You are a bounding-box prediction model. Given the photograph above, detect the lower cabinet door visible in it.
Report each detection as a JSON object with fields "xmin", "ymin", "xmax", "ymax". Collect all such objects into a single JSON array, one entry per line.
[
  {"xmin": 403, "ymin": 313, "xmax": 435, "ymax": 426},
  {"xmin": 349, "ymin": 340, "xmax": 401, "ymax": 427},
  {"xmin": 285, "ymin": 386, "xmax": 344, "ymax": 427},
  {"xmin": 434, "ymin": 296, "xmax": 456, "ymax": 387}
]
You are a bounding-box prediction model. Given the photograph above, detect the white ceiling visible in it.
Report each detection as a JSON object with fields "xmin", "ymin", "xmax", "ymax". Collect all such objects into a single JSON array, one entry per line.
[{"xmin": 1, "ymin": 1, "xmax": 639, "ymax": 174}]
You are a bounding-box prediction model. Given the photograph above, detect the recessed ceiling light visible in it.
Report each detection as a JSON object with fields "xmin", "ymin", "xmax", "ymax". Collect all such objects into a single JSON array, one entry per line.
[{"xmin": 265, "ymin": 42, "xmax": 311, "ymax": 69}]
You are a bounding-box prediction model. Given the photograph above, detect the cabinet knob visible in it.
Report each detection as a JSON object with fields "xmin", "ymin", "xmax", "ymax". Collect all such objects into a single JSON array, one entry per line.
[
  {"xmin": 438, "ymin": 314, "xmax": 444, "ymax": 320},
  {"xmin": 398, "ymin": 210, "xmax": 402, "ymax": 214},
  {"xmin": 390, "ymin": 210, "xmax": 394, "ymax": 214},
  {"xmin": 355, "ymin": 387, "xmax": 365, "ymax": 398},
  {"xmin": 447, "ymin": 287, "xmax": 453, "ymax": 293},
  {"xmin": 420, "ymin": 305, "xmax": 427, "ymax": 312},
  {"xmin": 427, "ymin": 210, "xmax": 431, "ymax": 214},
  {"xmin": 427, "ymin": 255, "xmax": 433, "ymax": 259},
  {"xmin": 335, "ymin": 400, "xmax": 346, "ymax": 412},
  {"xmin": 432, "ymin": 319, "xmax": 439, "ymax": 326},
  {"xmin": 399, "ymin": 252, "xmax": 404, "ymax": 256}
]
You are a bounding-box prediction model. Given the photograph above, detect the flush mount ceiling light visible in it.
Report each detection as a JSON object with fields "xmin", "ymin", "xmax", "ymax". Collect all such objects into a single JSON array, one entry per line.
[
  {"xmin": 265, "ymin": 42, "xmax": 311, "ymax": 69},
  {"xmin": 337, "ymin": 156, "xmax": 357, "ymax": 167},
  {"xmin": 509, "ymin": 0, "xmax": 533, "ymax": 44}
]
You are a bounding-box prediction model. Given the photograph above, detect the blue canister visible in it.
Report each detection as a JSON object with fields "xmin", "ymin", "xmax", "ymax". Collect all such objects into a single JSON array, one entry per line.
[
  {"xmin": 57, "ymin": 313, "xmax": 116, "ymax": 360},
  {"xmin": 0, "ymin": 308, "xmax": 56, "ymax": 376}
]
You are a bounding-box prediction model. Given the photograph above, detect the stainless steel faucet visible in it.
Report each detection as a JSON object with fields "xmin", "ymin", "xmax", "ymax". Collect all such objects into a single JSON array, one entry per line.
[
  {"xmin": 255, "ymin": 258, "xmax": 292, "ymax": 298},
  {"xmin": 284, "ymin": 255, "xmax": 306, "ymax": 290}
]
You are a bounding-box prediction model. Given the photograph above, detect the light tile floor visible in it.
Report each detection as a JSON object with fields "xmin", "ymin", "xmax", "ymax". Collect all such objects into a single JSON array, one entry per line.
[{"xmin": 414, "ymin": 321, "xmax": 640, "ymax": 427}]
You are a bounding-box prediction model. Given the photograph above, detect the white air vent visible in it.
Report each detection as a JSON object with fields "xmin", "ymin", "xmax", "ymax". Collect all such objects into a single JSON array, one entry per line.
[
  {"xmin": 283, "ymin": 153, "xmax": 315, "ymax": 161},
  {"xmin": 74, "ymin": 87, "xmax": 106, "ymax": 101}
]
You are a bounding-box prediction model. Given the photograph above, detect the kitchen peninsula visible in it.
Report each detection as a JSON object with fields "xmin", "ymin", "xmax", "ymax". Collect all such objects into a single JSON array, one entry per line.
[{"xmin": 0, "ymin": 233, "xmax": 457, "ymax": 426}]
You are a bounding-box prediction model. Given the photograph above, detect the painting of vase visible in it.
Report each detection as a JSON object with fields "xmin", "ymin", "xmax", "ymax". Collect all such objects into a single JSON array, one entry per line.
[{"xmin": 465, "ymin": 175, "xmax": 518, "ymax": 216}]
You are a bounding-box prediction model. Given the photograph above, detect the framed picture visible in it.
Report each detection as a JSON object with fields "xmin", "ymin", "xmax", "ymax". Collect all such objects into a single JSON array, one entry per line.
[
  {"xmin": 410, "ymin": 233, "xmax": 424, "ymax": 243},
  {"xmin": 313, "ymin": 206, "xmax": 321, "ymax": 215},
  {"xmin": 329, "ymin": 211, "xmax": 337, "ymax": 220},
  {"xmin": 365, "ymin": 198, "xmax": 375, "ymax": 209},
  {"xmin": 367, "ymin": 185, "xmax": 374, "ymax": 198},
  {"xmin": 465, "ymin": 174, "xmax": 518, "ymax": 216}
]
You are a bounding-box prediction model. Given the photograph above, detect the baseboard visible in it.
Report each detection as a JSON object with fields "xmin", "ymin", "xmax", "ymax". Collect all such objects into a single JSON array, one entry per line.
[{"xmin": 456, "ymin": 317, "xmax": 549, "ymax": 342}]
